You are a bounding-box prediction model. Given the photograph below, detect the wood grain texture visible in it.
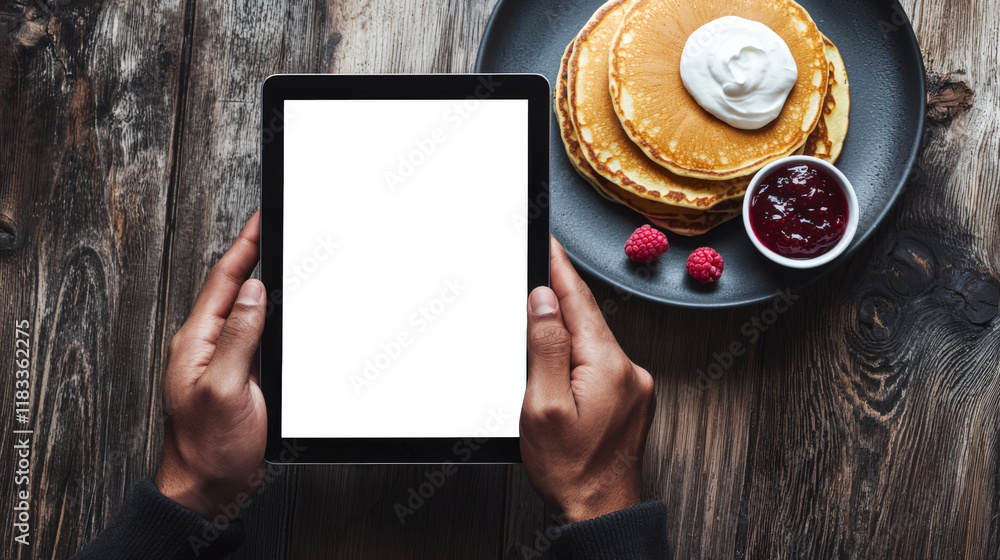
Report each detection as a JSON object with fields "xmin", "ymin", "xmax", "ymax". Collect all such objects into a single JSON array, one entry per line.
[
  {"xmin": 735, "ymin": 0, "xmax": 1000, "ymax": 556},
  {"xmin": 2, "ymin": 0, "xmax": 999, "ymax": 558},
  {"xmin": 286, "ymin": 465, "xmax": 508, "ymax": 559},
  {"xmin": 160, "ymin": 1, "xmax": 318, "ymax": 557},
  {"xmin": 0, "ymin": 0, "xmax": 185, "ymax": 557},
  {"xmin": 315, "ymin": 0, "xmax": 493, "ymax": 74}
]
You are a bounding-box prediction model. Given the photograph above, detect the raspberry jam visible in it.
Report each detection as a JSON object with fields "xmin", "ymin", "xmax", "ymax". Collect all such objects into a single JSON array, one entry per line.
[{"xmin": 749, "ymin": 162, "xmax": 849, "ymax": 259}]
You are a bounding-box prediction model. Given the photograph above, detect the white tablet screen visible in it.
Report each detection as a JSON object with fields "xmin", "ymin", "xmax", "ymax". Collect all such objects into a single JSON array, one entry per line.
[{"xmin": 281, "ymin": 99, "xmax": 528, "ymax": 439}]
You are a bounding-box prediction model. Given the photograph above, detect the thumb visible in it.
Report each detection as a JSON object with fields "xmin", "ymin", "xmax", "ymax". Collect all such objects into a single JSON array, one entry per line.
[
  {"xmin": 207, "ymin": 280, "xmax": 266, "ymax": 393},
  {"xmin": 525, "ymin": 287, "xmax": 574, "ymax": 410}
]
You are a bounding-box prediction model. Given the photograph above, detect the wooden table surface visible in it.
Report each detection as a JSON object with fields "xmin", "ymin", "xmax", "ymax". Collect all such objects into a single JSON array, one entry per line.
[{"xmin": 1, "ymin": 0, "xmax": 998, "ymax": 558}]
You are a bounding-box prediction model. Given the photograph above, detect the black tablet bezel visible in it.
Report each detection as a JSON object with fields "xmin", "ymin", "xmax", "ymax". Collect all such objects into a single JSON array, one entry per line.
[{"xmin": 260, "ymin": 74, "xmax": 550, "ymax": 464}]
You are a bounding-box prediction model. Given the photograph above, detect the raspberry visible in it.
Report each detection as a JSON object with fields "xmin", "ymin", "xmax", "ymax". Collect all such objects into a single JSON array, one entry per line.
[
  {"xmin": 624, "ymin": 224, "xmax": 669, "ymax": 263},
  {"xmin": 686, "ymin": 247, "xmax": 724, "ymax": 283}
]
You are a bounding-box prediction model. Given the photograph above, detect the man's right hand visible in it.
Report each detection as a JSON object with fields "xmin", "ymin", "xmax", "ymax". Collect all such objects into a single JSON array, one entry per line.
[{"xmin": 520, "ymin": 237, "xmax": 657, "ymax": 524}]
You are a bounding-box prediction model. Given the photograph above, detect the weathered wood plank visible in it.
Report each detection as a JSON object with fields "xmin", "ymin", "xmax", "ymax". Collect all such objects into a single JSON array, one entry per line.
[
  {"xmin": 287, "ymin": 465, "xmax": 507, "ymax": 559},
  {"xmin": 739, "ymin": 0, "xmax": 1000, "ymax": 557},
  {"xmin": 599, "ymin": 281, "xmax": 766, "ymax": 559},
  {"xmin": 159, "ymin": 1, "xmax": 318, "ymax": 557},
  {"xmin": 315, "ymin": 0, "xmax": 495, "ymax": 74},
  {"xmin": 0, "ymin": 0, "xmax": 185, "ymax": 557}
]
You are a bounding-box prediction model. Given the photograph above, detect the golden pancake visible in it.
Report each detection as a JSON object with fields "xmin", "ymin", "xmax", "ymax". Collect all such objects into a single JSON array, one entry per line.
[
  {"xmin": 568, "ymin": 0, "xmax": 753, "ymax": 210},
  {"xmin": 609, "ymin": 0, "xmax": 829, "ymax": 180},
  {"xmin": 555, "ymin": 37, "xmax": 742, "ymax": 235},
  {"xmin": 803, "ymin": 36, "xmax": 850, "ymax": 163},
  {"xmin": 645, "ymin": 208, "xmax": 743, "ymax": 236},
  {"xmin": 553, "ymin": 41, "xmax": 619, "ymax": 205}
]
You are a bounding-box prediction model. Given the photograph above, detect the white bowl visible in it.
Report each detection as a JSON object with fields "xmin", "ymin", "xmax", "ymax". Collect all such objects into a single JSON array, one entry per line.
[{"xmin": 742, "ymin": 155, "xmax": 859, "ymax": 269}]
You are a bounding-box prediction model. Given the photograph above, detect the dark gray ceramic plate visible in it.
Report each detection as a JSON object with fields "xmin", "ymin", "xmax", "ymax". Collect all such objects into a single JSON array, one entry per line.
[{"xmin": 475, "ymin": 0, "xmax": 926, "ymax": 308}]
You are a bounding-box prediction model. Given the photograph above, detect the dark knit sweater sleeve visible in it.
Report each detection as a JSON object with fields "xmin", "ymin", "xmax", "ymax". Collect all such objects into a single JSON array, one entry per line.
[
  {"xmin": 73, "ymin": 477, "xmax": 244, "ymax": 560},
  {"xmin": 552, "ymin": 501, "xmax": 669, "ymax": 559}
]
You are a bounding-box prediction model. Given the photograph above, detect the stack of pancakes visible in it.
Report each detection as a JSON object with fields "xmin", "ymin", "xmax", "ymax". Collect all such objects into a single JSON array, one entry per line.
[{"xmin": 556, "ymin": 0, "xmax": 849, "ymax": 235}]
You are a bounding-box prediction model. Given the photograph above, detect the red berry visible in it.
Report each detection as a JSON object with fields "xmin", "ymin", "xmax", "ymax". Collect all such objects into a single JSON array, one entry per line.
[
  {"xmin": 624, "ymin": 224, "xmax": 669, "ymax": 263},
  {"xmin": 686, "ymin": 247, "xmax": 724, "ymax": 283}
]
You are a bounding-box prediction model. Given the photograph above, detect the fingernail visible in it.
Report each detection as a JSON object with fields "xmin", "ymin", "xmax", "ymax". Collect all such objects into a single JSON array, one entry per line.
[
  {"xmin": 529, "ymin": 288, "xmax": 558, "ymax": 316},
  {"xmin": 238, "ymin": 281, "xmax": 263, "ymax": 306}
]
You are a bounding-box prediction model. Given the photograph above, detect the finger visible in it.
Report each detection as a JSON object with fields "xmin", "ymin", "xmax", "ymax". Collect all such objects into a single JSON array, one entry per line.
[
  {"xmin": 203, "ymin": 279, "xmax": 266, "ymax": 394},
  {"xmin": 187, "ymin": 210, "xmax": 261, "ymax": 334},
  {"xmin": 525, "ymin": 286, "xmax": 575, "ymax": 414},
  {"xmin": 549, "ymin": 236, "xmax": 620, "ymax": 361}
]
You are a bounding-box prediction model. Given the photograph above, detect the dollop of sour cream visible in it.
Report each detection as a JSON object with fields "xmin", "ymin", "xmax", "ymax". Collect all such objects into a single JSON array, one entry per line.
[{"xmin": 679, "ymin": 16, "xmax": 798, "ymax": 130}]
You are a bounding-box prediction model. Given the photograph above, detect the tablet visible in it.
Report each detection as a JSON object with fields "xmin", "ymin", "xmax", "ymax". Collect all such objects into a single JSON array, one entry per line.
[{"xmin": 260, "ymin": 74, "xmax": 550, "ymax": 464}]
